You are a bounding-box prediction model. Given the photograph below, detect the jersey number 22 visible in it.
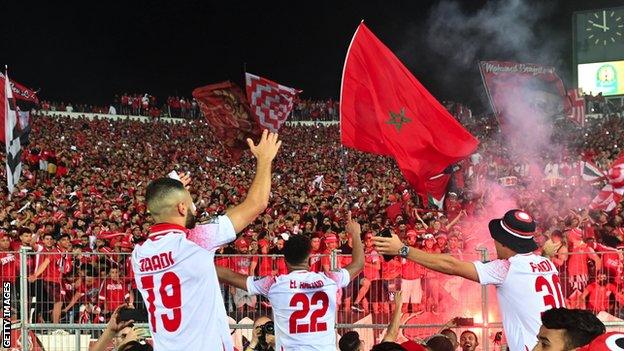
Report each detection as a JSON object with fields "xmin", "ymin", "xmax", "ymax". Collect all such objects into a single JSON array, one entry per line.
[{"xmin": 289, "ymin": 291, "xmax": 329, "ymax": 334}]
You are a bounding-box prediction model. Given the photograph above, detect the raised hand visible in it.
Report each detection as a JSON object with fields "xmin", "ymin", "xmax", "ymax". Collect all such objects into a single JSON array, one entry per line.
[
  {"xmin": 107, "ymin": 305, "xmax": 135, "ymax": 333},
  {"xmin": 179, "ymin": 172, "xmax": 192, "ymax": 191},
  {"xmin": 345, "ymin": 211, "xmax": 361, "ymax": 236},
  {"xmin": 247, "ymin": 129, "xmax": 282, "ymax": 163},
  {"xmin": 373, "ymin": 234, "xmax": 403, "ymax": 256}
]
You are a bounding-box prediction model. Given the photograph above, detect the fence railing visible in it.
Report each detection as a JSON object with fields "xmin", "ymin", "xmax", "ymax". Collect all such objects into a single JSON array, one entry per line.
[{"xmin": 3, "ymin": 248, "xmax": 623, "ymax": 350}]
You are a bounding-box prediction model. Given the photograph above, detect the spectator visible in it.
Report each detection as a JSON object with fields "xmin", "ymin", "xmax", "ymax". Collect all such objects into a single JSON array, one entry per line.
[
  {"xmin": 459, "ymin": 331, "xmax": 478, "ymax": 351},
  {"xmin": 426, "ymin": 335, "xmax": 454, "ymax": 351},
  {"xmin": 90, "ymin": 305, "xmax": 151, "ymax": 351},
  {"xmin": 534, "ymin": 307, "xmax": 605, "ymax": 351},
  {"xmin": 339, "ymin": 331, "xmax": 363, "ymax": 351},
  {"xmin": 243, "ymin": 315, "xmax": 275, "ymax": 351}
]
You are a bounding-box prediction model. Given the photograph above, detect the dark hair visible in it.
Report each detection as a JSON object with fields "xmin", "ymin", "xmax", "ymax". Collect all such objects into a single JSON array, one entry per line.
[
  {"xmin": 460, "ymin": 330, "xmax": 478, "ymax": 341},
  {"xmin": 339, "ymin": 331, "xmax": 361, "ymax": 351},
  {"xmin": 43, "ymin": 233, "xmax": 54, "ymax": 239},
  {"xmin": 118, "ymin": 341, "xmax": 153, "ymax": 351},
  {"xmin": 370, "ymin": 342, "xmax": 407, "ymax": 351},
  {"xmin": 283, "ymin": 235, "xmax": 311, "ymax": 266},
  {"xmin": 440, "ymin": 328, "xmax": 457, "ymax": 340},
  {"xmin": 145, "ymin": 177, "xmax": 185, "ymax": 208},
  {"xmin": 541, "ymin": 308, "xmax": 606, "ymax": 349},
  {"xmin": 602, "ymin": 234, "xmax": 621, "ymax": 248},
  {"xmin": 58, "ymin": 234, "xmax": 71, "ymax": 241},
  {"xmin": 551, "ymin": 230, "xmax": 562, "ymax": 238},
  {"xmin": 427, "ymin": 335, "xmax": 454, "ymax": 351}
]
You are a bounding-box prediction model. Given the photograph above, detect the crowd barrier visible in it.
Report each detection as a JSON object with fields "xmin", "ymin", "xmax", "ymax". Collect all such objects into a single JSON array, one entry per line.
[{"xmin": 3, "ymin": 249, "xmax": 623, "ymax": 350}]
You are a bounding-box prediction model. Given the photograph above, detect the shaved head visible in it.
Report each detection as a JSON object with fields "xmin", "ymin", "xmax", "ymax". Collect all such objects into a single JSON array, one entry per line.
[{"xmin": 146, "ymin": 178, "xmax": 195, "ymax": 227}]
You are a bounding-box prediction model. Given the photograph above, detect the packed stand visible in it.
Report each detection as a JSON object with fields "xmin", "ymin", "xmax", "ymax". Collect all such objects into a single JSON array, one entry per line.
[
  {"xmin": 0, "ymin": 105, "xmax": 623, "ymax": 337},
  {"xmin": 291, "ymin": 98, "xmax": 339, "ymax": 121}
]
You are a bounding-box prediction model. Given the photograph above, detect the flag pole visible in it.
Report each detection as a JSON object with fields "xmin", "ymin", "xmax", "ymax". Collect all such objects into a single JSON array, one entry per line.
[{"xmin": 338, "ymin": 22, "xmax": 362, "ymax": 196}]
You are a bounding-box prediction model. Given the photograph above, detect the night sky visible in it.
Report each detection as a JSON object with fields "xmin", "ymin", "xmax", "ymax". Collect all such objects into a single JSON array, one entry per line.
[{"xmin": 4, "ymin": 0, "xmax": 624, "ymax": 111}]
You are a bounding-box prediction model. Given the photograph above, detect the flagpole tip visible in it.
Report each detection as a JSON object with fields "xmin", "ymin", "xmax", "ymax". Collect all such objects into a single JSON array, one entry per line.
[{"xmin": 360, "ymin": 19, "xmax": 365, "ymax": 23}]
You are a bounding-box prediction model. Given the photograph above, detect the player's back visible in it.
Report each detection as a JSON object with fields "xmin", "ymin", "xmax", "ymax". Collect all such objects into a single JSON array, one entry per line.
[
  {"xmin": 132, "ymin": 223, "xmax": 234, "ymax": 350},
  {"xmin": 498, "ymin": 254, "xmax": 565, "ymax": 351},
  {"xmin": 251, "ymin": 269, "xmax": 349, "ymax": 350}
]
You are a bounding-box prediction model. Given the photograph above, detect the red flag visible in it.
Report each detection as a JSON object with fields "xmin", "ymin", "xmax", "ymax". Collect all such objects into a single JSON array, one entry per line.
[
  {"xmin": 589, "ymin": 154, "xmax": 624, "ymax": 212},
  {"xmin": 340, "ymin": 23, "xmax": 478, "ymax": 194},
  {"xmin": 192, "ymin": 81, "xmax": 260, "ymax": 159},
  {"xmin": 425, "ymin": 173, "xmax": 451, "ymax": 208},
  {"xmin": 10, "ymin": 79, "xmax": 39, "ymax": 104},
  {"xmin": 245, "ymin": 73, "xmax": 301, "ymax": 132},
  {"xmin": 567, "ymin": 88, "xmax": 586, "ymax": 127}
]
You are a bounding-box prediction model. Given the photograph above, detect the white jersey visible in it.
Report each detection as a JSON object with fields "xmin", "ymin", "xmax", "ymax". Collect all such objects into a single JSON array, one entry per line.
[
  {"xmin": 247, "ymin": 269, "xmax": 350, "ymax": 351},
  {"xmin": 132, "ymin": 216, "xmax": 236, "ymax": 351},
  {"xmin": 474, "ymin": 253, "xmax": 565, "ymax": 351}
]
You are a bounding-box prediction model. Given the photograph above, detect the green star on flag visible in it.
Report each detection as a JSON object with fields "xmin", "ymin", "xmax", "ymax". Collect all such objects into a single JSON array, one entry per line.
[{"xmin": 387, "ymin": 107, "xmax": 411, "ymax": 132}]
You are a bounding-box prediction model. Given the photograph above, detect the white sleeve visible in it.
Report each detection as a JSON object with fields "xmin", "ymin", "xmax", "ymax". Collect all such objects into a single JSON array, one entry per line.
[
  {"xmin": 326, "ymin": 269, "xmax": 351, "ymax": 289},
  {"xmin": 473, "ymin": 259, "xmax": 510, "ymax": 286},
  {"xmin": 187, "ymin": 215, "xmax": 236, "ymax": 251},
  {"xmin": 246, "ymin": 276, "xmax": 276, "ymax": 296}
]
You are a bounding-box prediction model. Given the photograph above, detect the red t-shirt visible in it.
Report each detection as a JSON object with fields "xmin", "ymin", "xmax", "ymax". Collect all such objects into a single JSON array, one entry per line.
[
  {"xmin": 0, "ymin": 251, "xmax": 19, "ymax": 282},
  {"xmin": 274, "ymin": 256, "xmax": 287, "ymax": 276},
  {"xmin": 256, "ymin": 256, "xmax": 273, "ymax": 276},
  {"xmin": 37, "ymin": 246, "xmax": 62, "ymax": 283},
  {"xmin": 229, "ymin": 256, "xmax": 257, "ymax": 275},
  {"xmin": 363, "ymin": 249, "xmax": 380, "ymax": 280},
  {"xmin": 585, "ymin": 282, "xmax": 620, "ymax": 311},
  {"xmin": 401, "ymin": 258, "xmax": 424, "ymax": 280},
  {"xmin": 214, "ymin": 255, "xmax": 230, "ymax": 269},
  {"xmin": 309, "ymin": 251, "xmax": 322, "ymax": 273},
  {"xmin": 99, "ymin": 278, "xmax": 130, "ymax": 312},
  {"xmin": 381, "ymin": 256, "xmax": 402, "ymax": 280}
]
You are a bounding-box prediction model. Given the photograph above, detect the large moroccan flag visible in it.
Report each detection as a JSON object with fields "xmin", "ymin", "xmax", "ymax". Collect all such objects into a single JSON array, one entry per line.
[{"xmin": 340, "ymin": 23, "xmax": 478, "ymax": 194}]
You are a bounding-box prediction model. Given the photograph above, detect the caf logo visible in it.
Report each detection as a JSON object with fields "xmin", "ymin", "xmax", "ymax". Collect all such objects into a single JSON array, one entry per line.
[{"xmin": 596, "ymin": 64, "xmax": 617, "ymax": 94}]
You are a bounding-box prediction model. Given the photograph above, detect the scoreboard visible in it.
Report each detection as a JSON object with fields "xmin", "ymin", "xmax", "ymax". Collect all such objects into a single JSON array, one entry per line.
[{"xmin": 573, "ymin": 6, "xmax": 624, "ymax": 96}]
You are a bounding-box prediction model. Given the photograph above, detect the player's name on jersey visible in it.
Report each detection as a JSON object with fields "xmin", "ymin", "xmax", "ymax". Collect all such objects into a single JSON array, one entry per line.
[
  {"xmin": 139, "ymin": 252, "xmax": 175, "ymax": 272},
  {"xmin": 529, "ymin": 259, "xmax": 556, "ymax": 273},
  {"xmin": 289, "ymin": 279, "xmax": 325, "ymax": 289}
]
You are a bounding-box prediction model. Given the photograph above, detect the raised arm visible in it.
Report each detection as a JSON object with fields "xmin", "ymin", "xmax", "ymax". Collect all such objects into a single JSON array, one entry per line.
[
  {"xmin": 587, "ymin": 247, "xmax": 602, "ymax": 268},
  {"xmin": 226, "ymin": 130, "xmax": 281, "ymax": 233},
  {"xmin": 445, "ymin": 210, "xmax": 466, "ymax": 230},
  {"xmin": 413, "ymin": 209, "xmax": 429, "ymax": 229},
  {"xmin": 373, "ymin": 234, "xmax": 479, "ymax": 282},
  {"xmin": 344, "ymin": 212, "xmax": 364, "ymax": 279},
  {"xmin": 551, "ymin": 245, "xmax": 568, "ymax": 267},
  {"xmin": 216, "ymin": 266, "xmax": 249, "ymax": 291},
  {"xmin": 381, "ymin": 291, "xmax": 403, "ymax": 343}
]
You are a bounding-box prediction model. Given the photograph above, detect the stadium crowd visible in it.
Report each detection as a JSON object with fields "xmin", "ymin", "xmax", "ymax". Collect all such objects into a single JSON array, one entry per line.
[
  {"xmin": 1, "ymin": 101, "xmax": 624, "ymax": 347},
  {"xmin": 38, "ymin": 96, "xmax": 340, "ymax": 122}
]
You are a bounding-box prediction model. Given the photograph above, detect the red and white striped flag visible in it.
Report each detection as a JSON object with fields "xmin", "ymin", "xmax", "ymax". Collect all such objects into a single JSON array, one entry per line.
[
  {"xmin": 590, "ymin": 154, "xmax": 624, "ymax": 212},
  {"xmin": 245, "ymin": 73, "xmax": 300, "ymax": 132},
  {"xmin": 567, "ymin": 88, "xmax": 586, "ymax": 127}
]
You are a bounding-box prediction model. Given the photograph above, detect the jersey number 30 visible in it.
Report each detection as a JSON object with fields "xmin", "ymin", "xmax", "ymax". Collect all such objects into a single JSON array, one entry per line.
[
  {"xmin": 141, "ymin": 272, "xmax": 183, "ymax": 333},
  {"xmin": 535, "ymin": 274, "xmax": 564, "ymax": 310},
  {"xmin": 289, "ymin": 292, "xmax": 329, "ymax": 334}
]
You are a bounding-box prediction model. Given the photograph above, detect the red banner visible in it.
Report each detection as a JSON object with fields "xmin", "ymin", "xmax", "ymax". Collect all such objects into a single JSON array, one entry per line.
[
  {"xmin": 567, "ymin": 88, "xmax": 586, "ymax": 127},
  {"xmin": 192, "ymin": 81, "xmax": 260, "ymax": 158},
  {"xmin": 479, "ymin": 61, "xmax": 570, "ymax": 128},
  {"xmin": 10, "ymin": 79, "xmax": 39, "ymax": 104}
]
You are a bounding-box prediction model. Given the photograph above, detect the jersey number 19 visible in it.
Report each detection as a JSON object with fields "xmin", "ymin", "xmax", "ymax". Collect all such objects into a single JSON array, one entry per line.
[{"xmin": 141, "ymin": 272, "xmax": 183, "ymax": 332}]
